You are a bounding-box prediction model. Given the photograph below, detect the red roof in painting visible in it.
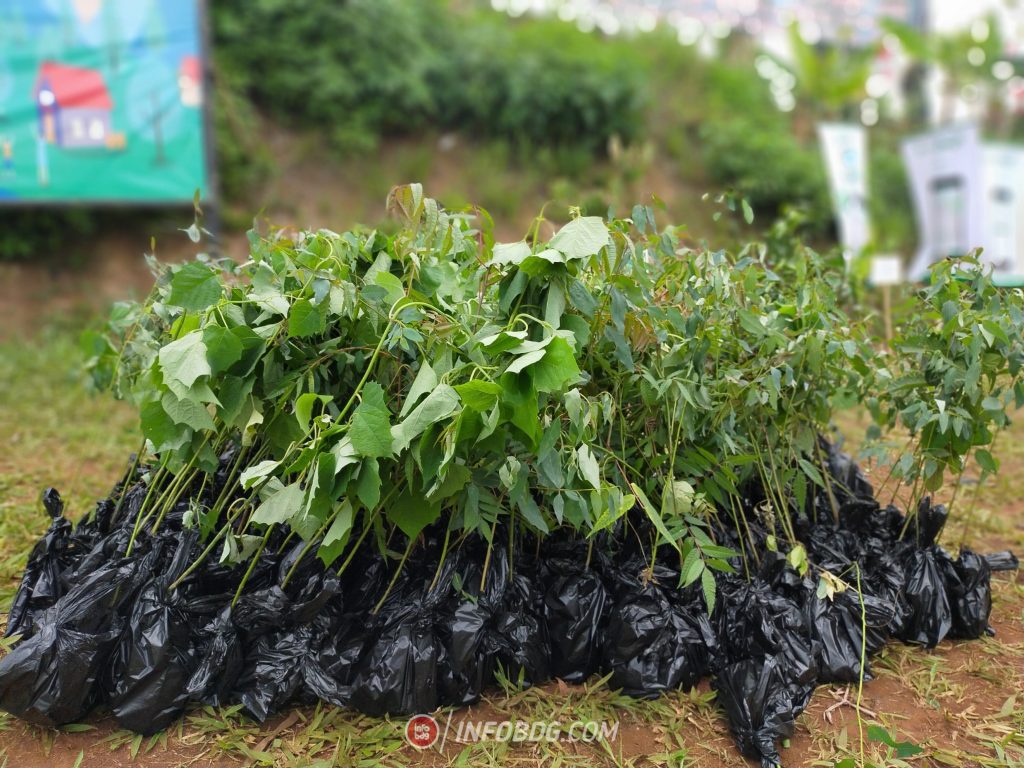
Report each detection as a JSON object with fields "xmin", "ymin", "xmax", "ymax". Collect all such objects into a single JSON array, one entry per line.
[
  {"xmin": 180, "ymin": 55, "xmax": 201, "ymax": 83},
  {"xmin": 35, "ymin": 61, "xmax": 113, "ymax": 110}
]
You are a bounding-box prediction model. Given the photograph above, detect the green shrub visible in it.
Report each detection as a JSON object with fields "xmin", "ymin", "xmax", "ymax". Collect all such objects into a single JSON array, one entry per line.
[
  {"xmin": 701, "ymin": 118, "xmax": 831, "ymax": 228},
  {"xmin": 211, "ymin": 1, "xmax": 645, "ymax": 155},
  {"xmin": 212, "ymin": 0, "xmax": 450, "ymax": 152},
  {"xmin": 0, "ymin": 209, "xmax": 98, "ymax": 263},
  {"xmin": 438, "ymin": 15, "xmax": 645, "ymax": 152}
]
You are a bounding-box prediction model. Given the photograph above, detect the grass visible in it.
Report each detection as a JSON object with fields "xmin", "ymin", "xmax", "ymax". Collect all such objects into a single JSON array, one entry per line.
[{"xmin": 0, "ymin": 329, "xmax": 1020, "ymax": 767}]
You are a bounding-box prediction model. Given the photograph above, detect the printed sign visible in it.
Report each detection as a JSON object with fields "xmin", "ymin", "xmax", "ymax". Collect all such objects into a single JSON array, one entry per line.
[
  {"xmin": 980, "ymin": 143, "xmax": 1024, "ymax": 286},
  {"xmin": 818, "ymin": 122, "xmax": 870, "ymax": 260},
  {"xmin": 0, "ymin": 0, "xmax": 209, "ymax": 204},
  {"xmin": 903, "ymin": 124, "xmax": 985, "ymax": 280}
]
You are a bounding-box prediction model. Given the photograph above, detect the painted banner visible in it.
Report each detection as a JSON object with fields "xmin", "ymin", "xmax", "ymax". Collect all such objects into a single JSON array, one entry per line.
[
  {"xmin": 818, "ymin": 122, "xmax": 870, "ymax": 260},
  {"xmin": 903, "ymin": 124, "xmax": 986, "ymax": 280},
  {"xmin": 0, "ymin": 0, "xmax": 209, "ymax": 204}
]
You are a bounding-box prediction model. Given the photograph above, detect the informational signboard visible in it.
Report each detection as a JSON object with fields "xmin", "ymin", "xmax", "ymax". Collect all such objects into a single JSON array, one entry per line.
[
  {"xmin": 0, "ymin": 0, "xmax": 209, "ymax": 204},
  {"xmin": 904, "ymin": 124, "xmax": 1024, "ymax": 286},
  {"xmin": 903, "ymin": 124, "xmax": 986, "ymax": 280},
  {"xmin": 980, "ymin": 144, "xmax": 1024, "ymax": 286},
  {"xmin": 818, "ymin": 122, "xmax": 870, "ymax": 261}
]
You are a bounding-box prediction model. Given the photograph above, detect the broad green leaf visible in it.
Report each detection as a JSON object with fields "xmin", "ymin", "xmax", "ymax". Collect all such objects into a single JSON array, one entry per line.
[
  {"xmin": 391, "ymin": 384, "xmax": 460, "ymax": 453},
  {"xmin": 161, "ymin": 391, "xmax": 216, "ymax": 431},
  {"xmin": 203, "ymin": 325, "xmax": 243, "ymax": 374},
  {"xmin": 318, "ymin": 501, "xmax": 354, "ymax": 567},
  {"xmin": 401, "ymin": 362, "xmax": 438, "ymax": 418},
  {"xmin": 548, "ymin": 216, "xmax": 609, "ymax": 260},
  {"xmin": 505, "ymin": 348, "xmax": 546, "ymax": 375},
  {"xmin": 159, "ymin": 331, "xmax": 210, "ymax": 389},
  {"xmin": 169, "ymin": 262, "xmax": 221, "ymax": 311},
  {"xmin": 140, "ymin": 400, "xmax": 190, "ymax": 453},
  {"xmin": 349, "ymin": 382, "xmax": 393, "ymax": 458},
  {"xmin": 454, "ymin": 380, "xmax": 503, "ymax": 411},
  {"xmin": 576, "ymin": 445, "xmax": 601, "ymax": 489},
  {"xmin": 251, "ymin": 482, "xmax": 303, "ymax": 526},
  {"xmin": 532, "ymin": 336, "xmax": 581, "ymax": 393},
  {"xmin": 373, "ymin": 271, "xmax": 406, "ymax": 305},
  {"xmin": 354, "ymin": 457, "xmax": 381, "ymax": 509},
  {"xmin": 295, "ymin": 392, "xmax": 332, "ymax": 430},
  {"xmin": 491, "ymin": 241, "xmax": 531, "ymax": 266},
  {"xmin": 389, "ymin": 491, "xmax": 441, "ymax": 540},
  {"xmin": 288, "ymin": 299, "xmax": 326, "ymax": 338},
  {"xmin": 239, "ymin": 460, "xmax": 280, "ymax": 489}
]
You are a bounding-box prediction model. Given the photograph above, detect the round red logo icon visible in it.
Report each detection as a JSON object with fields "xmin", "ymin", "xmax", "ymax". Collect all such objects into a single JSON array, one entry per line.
[{"xmin": 405, "ymin": 714, "xmax": 440, "ymax": 749}]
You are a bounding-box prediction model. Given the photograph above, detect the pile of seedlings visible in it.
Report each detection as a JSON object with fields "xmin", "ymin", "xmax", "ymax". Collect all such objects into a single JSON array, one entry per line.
[{"xmin": 1, "ymin": 186, "xmax": 1021, "ymax": 766}]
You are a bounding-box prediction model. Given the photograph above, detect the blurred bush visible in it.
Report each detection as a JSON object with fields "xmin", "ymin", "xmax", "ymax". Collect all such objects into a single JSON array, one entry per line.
[
  {"xmin": 437, "ymin": 14, "xmax": 645, "ymax": 151},
  {"xmin": 211, "ymin": 0, "xmax": 643, "ymax": 155},
  {"xmin": 690, "ymin": 58, "xmax": 831, "ymax": 229},
  {"xmin": 701, "ymin": 118, "xmax": 830, "ymax": 229}
]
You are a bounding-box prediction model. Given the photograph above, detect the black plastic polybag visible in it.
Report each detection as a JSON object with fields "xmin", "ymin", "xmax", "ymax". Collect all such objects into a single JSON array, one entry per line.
[
  {"xmin": 543, "ymin": 558, "xmax": 608, "ymax": 683},
  {"xmin": 107, "ymin": 531, "xmax": 200, "ymax": 733},
  {"xmin": 5, "ymin": 489, "xmax": 72, "ymax": 639},
  {"xmin": 714, "ymin": 654, "xmax": 808, "ymax": 768},
  {"xmin": 348, "ymin": 606, "xmax": 450, "ymax": 716},
  {"xmin": 943, "ymin": 549, "xmax": 993, "ymax": 639},
  {"xmin": 897, "ymin": 546, "xmax": 953, "ymax": 648},
  {"xmin": 233, "ymin": 571, "xmax": 345, "ymax": 720},
  {"xmin": 603, "ymin": 565, "xmax": 716, "ymax": 696},
  {"xmin": 905, "ymin": 497, "xmax": 948, "ymax": 547},
  {"xmin": 983, "ymin": 550, "xmax": 1019, "ymax": 572},
  {"xmin": 490, "ymin": 569, "xmax": 550, "ymax": 685},
  {"xmin": 186, "ymin": 607, "xmax": 244, "ymax": 707},
  {"xmin": 0, "ymin": 557, "xmax": 141, "ymax": 726},
  {"xmin": 805, "ymin": 588, "xmax": 896, "ymax": 683}
]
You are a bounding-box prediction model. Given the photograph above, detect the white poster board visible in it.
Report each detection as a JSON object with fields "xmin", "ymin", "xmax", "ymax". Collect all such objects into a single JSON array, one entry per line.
[
  {"xmin": 981, "ymin": 144, "xmax": 1024, "ymax": 286},
  {"xmin": 818, "ymin": 122, "xmax": 870, "ymax": 260},
  {"xmin": 903, "ymin": 124, "xmax": 986, "ymax": 280}
]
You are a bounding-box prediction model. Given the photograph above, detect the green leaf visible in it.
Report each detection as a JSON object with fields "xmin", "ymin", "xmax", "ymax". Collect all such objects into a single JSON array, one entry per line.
[
  {"xmin": 681, "ymin": 548, "xmax": 704, "ymax": 586},
  {"xmin": 532, "ymin": 336, "xmax": 581, "ymax": 393},
  {"xmin": 505, "ymin": 348, "xmax": 546, "ymax": 375},
  {"xmin": 295, "ymin": 393, "xmax": 332, "ymax": 430},
  {"xmin": 168, "ymin": 262, "xmax": 221, "ymax": 311},
  {"xmin": 251, "ymin": 482, "xmax": 303, "ymax": 526},
  {"xmin": 701, "ymin": 568, "xmax": 717, "ymax": 614},
  {"xmin": 454, "ymin": 380, "xmax": 503, "ymax": 411},
  {"xmin": 548, "ymin": 216, "xmax": 609, "ymax": 260},
  {"xmin": 741, "ymin": 199, "xmax": 754, "ymax": 225},
  {"xmin": 975, "ymin": 449, "xmax": 999, "ymax": 474},
  {"xmin": 391, "ymin": 384, "xmax": 460, "ymax": 453},
  {"xmin": 161, "ymin": 391, "xmax": 216, "ymax": 431},
  {"xmin": 288, "ymin": 298, "xmax": 326, "ymax": 338},
  {"xmin": 355, "ymin": 458, "xmax": 381, "ymax": 509},
  {"xmin": 318, "ymin": 501, "xmax": 354, "ymax": 567},
  {"xmin": 159, "ymin": 331, "xmax": 211, "ymax": 389},
  {"xmin": 491, "ymin": 241, "xmax": 532, "ymax": 266},
  {"xmin": 576, "ymin": 445, "xmax": 601, "ymax": 489},
  {"xmin": 401, "ymin": 362, "xmax": 438, "ymax": 417},
  {"xmin": 139, "ymin": 400, "xmax": 189, "ymax": 453},
  {"xmin": 239, "ymin": 459, "xmax": 280, "ymax": 490},
  {"xmin": 389, "ymin": 491, "xmax": 441, "ymax": 540},
  {"xmin": 349, "ymin": 382, "xmax": 394, "ymax": 458},
  {"xmin": 629, "ymin": 481, "xmax": 681, "ymax": 553},
  {"xmin": 202, "ymin": 325, "xmax": 243, "ymax": 374}
]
